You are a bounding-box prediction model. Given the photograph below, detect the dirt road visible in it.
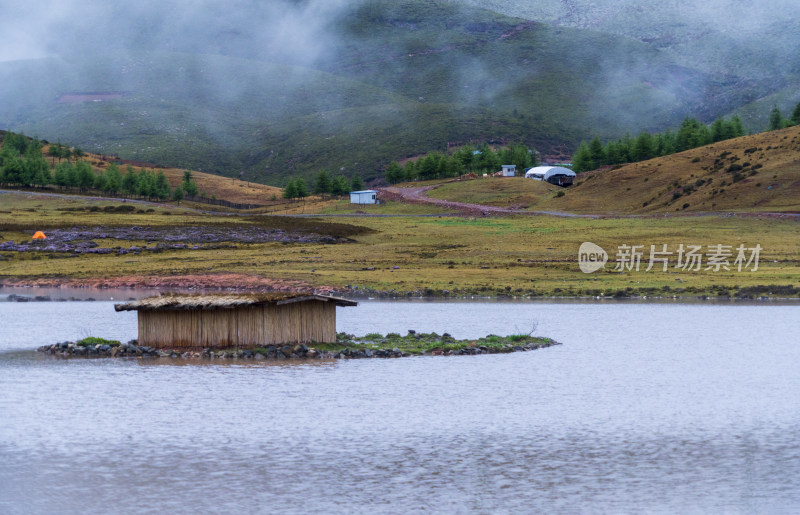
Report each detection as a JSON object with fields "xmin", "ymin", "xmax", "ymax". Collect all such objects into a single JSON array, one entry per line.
[{"xmin": 379, "ymin": 185, "xmax": 597, "ymax": 217}]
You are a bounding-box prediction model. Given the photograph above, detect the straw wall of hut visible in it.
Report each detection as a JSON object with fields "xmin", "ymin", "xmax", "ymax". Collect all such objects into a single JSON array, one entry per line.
[{"xmin": 116, "ymin": 293, "xmax": 356, "ymax": 349}]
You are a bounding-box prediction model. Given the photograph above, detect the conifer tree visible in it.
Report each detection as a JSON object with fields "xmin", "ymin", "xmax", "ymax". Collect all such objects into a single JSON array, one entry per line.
[
  {"xmin": 75, "ymin": 161, "xmax": 95, "ymax": 191},
  {"xmin": 384, "ymin": 162, "xmax": 404, "ymax": 184},
  {"xmin": 25, "ymin": 153, "xmax": 51, "ymax": 187},
  {"xmin": 105, "ymin": 163, "xmax": 122, "ymax": 194},
  {"xmin": 572, "ymin": 142, "xmax": 593, "ymax": 173},
  {"xmin": 155, "ymin": 171, "xmax": 171, "ymax": 200},
  {"xmin": 769, "ymin": 106, "xmax": 785, "ymax": 131},
  {"xmin": 633, "ymin": 132, "xmax": 656, "ymax": 161},
  {"xmin": 121, "ymin": 166, "xmax": 138, "ymax": 196},
  {"xmin": 2, "ymin": 155, "xmax": 26, "ymax": 185},
  {"xmin": 404, "ymin": 161, "xmax": 417, "ymax": 181},
  {"xmin": 283, "ymin": 179, "xmax": 298, "ymax": 199},
  {"xmin": 182, "ymin": 170, "xmax": 199, "ymax": 197},
  {"xmin": 295, "ymin": 177, "xmax": 309, "ymax": 199},
  {"xmin": 314, "ymin": 170, "xmax": 332, "ymax": 195},
  {"xmin": 93, "ymin": 170, "xmax": 109, "ymax": 191},
  {"xmin": 331, "ymin": 175, "xmax": 350, "ymax": 196},
  {"xmin": 730, "ymin": 116, "xmax": 745, "ymax": 137},
  {"xmin": 54, "ymin": 161, "xmax": 74, "ymax": 189},
  {"xmin": 588, "ymin": 137, "xmax": 606, "ymax": 167},
  {"xmin": 791, "ymin": 103, "xmax": 800, "ymax": 125}
]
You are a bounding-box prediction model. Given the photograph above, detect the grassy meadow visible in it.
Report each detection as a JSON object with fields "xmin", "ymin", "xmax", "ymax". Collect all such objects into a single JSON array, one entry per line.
[{"xmin": 2, "ymin": 190, "xmax": 798, "ymax": 298}]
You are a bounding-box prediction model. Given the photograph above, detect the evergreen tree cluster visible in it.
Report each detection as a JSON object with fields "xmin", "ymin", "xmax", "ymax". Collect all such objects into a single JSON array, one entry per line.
[
  {"xmin": 384, "ymin": 142, "xmax": 537, "ymax": 184},
  {"xmin": 0, "ymin": 131, "xmax": 198, "ymax": 202},
  {"xmin": 768, "ymin": 102, "xmax": 800, "ymax": 131},
  {"xmin": 283, "ymin": 172, "xmax": 364, "ymax": 199},
  {"xmin": 0, "ymin": 134, "xmax": 55, "ymax": 188},
  {"xmin": 572, "ymin": 116, "xmax": 746, "ymax": 173}
]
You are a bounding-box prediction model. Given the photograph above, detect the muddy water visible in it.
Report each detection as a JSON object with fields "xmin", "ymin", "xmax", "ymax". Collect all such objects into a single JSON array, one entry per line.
[{"xmin": 1, "ymin": 298, "xmax": 799, "ymax": 513}]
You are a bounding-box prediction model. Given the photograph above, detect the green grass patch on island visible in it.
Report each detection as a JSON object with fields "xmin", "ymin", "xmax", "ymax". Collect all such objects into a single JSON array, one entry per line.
[
  {"xmin": 76, "ymin": 337, "xmax": 121, "ymax": 347},
  {"xmin": 308, "ymin": 331, "xmax": 559, "ymax": 355}
]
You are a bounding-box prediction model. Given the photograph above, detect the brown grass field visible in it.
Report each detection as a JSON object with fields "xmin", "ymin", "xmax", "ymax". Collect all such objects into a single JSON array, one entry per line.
[
  {"xmin": 67, "ymin": 150, "xmax": 283, "ymax": 205},
  {"xmin": 429, "ymin": 125, "xmax": 800, "ymax": 215},
  {"xmin": 1, "ymin": 190, "xmax": 798, "ymax": 298},
  {"xmin": 2, "ymin": 129, "xmax": 799, "ymax": 298}
]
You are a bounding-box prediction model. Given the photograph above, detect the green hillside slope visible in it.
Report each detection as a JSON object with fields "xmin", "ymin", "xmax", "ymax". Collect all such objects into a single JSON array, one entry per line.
[{"xmin": 0, "ymin": 0, "xmax": 782, "ymax": 185}]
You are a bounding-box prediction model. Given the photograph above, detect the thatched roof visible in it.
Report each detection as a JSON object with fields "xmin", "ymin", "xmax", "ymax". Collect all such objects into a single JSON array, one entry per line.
[{"xmin": 114, "ymin": 292, "xmax": 357, "ymax": 311}]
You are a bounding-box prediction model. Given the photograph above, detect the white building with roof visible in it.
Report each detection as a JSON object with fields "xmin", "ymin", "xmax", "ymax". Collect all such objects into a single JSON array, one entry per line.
[{"xmin": 350, "ymin": 190, "xmax": 379, "ymax": 204}]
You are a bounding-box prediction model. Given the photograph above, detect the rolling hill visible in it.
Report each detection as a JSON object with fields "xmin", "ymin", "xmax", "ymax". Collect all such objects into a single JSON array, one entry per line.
[
  {"xmin": 453, "ymin": 0, "xmax": 800, "ymax": 131},
  {"xmin": 426, "ymin": 125, "xmax": 800, "ymax": 215}
]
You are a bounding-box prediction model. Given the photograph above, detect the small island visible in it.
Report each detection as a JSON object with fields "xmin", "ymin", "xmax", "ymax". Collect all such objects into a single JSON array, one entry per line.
[
  {"xmin": 36, "ymin": 292, "xmax": 561, "ymax": 360},
  {"xmin": 37, "ymin": 331, "xmax": 561, "ymax": 360}
]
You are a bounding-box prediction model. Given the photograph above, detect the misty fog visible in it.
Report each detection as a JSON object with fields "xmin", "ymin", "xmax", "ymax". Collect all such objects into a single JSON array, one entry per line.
[{"xmin": 1, "ymin": 0, "xmax": 797, "ymax": 182}]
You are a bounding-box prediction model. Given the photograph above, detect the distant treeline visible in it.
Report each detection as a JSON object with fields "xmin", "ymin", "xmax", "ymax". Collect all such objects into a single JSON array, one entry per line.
[
  {"xmin": 572, "ymin": 103, "xmax": 800, "ymax": 173},
  {"xmin": 572, "ymin": 116, "xmax": 746, "ymax": 173},
  {"xmin": 384, "ymin": 143, "xmax": 538, "ymax": 184},
  {"xmin": 283, "ymin": 172, "xmax": 364, "ymax": 200},
  {"xmin": 0, "ymin": 131, "xmax": 199, "ymax": 202},
  {"xmin": 768, "ymin": 103, "xmax": 800, "ymax": 131}
]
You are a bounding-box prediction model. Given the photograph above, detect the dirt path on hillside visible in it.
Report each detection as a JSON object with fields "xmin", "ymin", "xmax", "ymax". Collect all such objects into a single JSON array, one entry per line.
[
  {"xmin": 379, "ymin": 185, "xmax": 598, "ymax": 218},
  {"xmin": 379, "ymin": 185, "xmax": 800, "ymax": 220}
]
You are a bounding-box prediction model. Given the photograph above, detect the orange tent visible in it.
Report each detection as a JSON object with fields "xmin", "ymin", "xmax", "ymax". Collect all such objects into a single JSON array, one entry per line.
[{"xmin": 32, "ymin": 231, "xmax": 47, "ymax": 239}]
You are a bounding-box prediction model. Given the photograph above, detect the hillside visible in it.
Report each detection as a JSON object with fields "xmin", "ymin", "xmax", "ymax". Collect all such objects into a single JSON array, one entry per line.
[
  {"xmin": 0, "ymin": 0, "xmax": 779, "ymax": 186},
  {"xmin": 35, "ymin": 144, "xmax": 283, "ymax": 206},
  {"xmin": 453, "ymin": 0, "xmax": 800, "ymax": 132},
  {"xmin": 454, "ymin": 1, "xmax": 800, "ymax": 76},
  {"xmin": 427, "ymin": 125, "xmax": 800, "ymax": 215}
]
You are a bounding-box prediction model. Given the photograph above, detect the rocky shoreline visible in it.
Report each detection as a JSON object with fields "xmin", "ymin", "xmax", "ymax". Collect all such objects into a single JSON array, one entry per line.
[
  {"xmin": 4, "ymin": 276, "xmax": 800, "ymax": 301},
  {"xmin": 37, "ymin": 333, "xmax": 561, "ymax": 360}
]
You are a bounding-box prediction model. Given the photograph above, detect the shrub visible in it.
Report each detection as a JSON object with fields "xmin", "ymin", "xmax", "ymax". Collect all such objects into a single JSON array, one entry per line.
[{"xmin": 76, "ymin": 336, "xmax": 121, "ymax": 347}]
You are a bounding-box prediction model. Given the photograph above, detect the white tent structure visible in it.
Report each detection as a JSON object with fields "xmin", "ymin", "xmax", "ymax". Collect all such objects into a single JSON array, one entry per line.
[{"xmin": 524, "ymin": 166, "xmax": 576, "ymax": 186}]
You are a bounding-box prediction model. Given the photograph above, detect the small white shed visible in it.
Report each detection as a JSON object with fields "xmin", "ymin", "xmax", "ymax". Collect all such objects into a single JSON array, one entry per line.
[
  {"xmin": 501, "ymin": 165, "xmax": 516, "ymax": 177},
  {"xmin": 350, "ymin": 190, "xmax": 379, "ymax": 204}
]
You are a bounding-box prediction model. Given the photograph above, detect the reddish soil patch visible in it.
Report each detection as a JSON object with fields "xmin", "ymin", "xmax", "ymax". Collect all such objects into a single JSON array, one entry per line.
[
  {"xmin": 380, "ymin": 185, "xmax": 590, "ymax": 217},
  {"xmin": 1, "ymin": 273, "xmax": 339, "ymax": 295}
]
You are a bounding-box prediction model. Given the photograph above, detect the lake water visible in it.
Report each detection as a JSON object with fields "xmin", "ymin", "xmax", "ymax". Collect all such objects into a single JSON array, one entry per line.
[{"xmin": 1, "ymin": 296, "xmax": 799, "ymax": 514}]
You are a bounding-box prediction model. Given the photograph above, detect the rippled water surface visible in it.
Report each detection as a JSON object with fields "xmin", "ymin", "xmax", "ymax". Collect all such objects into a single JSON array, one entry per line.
[{"xmin": 1, "ymin": 297, "xmax": 799, "ymax": 513}]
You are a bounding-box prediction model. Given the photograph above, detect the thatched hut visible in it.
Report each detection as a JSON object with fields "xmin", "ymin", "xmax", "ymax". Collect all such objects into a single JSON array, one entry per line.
[{"xmin": 115, "ymin": 292, "xmax": 357, "ymax": 349}]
